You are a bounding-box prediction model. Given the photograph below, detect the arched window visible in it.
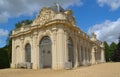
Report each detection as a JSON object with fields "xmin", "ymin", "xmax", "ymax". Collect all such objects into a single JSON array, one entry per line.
[
  {"xmin": 25, "ymin": 43, "xmax": 31, "ymax": 62},
  {"xmin": 67, "ymin": 37, "xmax": 74, "ymax": 67},
  {"xmin": 40, "ymin": 36, "xmax": 51, "ymax": 45}
]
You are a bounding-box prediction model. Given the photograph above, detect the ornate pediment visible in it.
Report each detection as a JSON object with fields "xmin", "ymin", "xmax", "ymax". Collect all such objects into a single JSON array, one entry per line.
[
  {"xmin": 32, "ymin": 7, "xmax": 56, "ymax": 26},
  {"xmin": 32, "ymin": 5, "xmax": 76, "ymax": 26}
]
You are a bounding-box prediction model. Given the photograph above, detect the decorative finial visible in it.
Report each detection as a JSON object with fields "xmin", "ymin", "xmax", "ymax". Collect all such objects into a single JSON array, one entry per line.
[
  {"xmin": 56, "ymin": 3, "xmax": 60, "ymax": 12},
  {"xmin": 91, "ymin": 32, "xmax": 97, "ymax": 41},
  {"xmin": 53, "ymin": 1, "xmax": 60, "ymax": 12},
  {"xmin": 92, "ymin": 32, "xmax": 96, "ymax": 37}
]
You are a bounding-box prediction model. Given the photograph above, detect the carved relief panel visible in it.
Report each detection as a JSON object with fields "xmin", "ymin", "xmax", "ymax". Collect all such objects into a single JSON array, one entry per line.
[{"xmin": 32, "ymin": 8, "xmax": 55, "ymax": 25}]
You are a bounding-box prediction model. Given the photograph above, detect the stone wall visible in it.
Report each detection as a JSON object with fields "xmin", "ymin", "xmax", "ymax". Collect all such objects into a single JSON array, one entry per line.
[{"xmin": 11, "ymin": 6, "xmax": 105, "ymax": 70}]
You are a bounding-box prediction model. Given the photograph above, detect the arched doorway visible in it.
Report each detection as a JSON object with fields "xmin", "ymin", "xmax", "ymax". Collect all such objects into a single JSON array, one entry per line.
[
  {"xmin": 68, "ymin": 37, "xmax": 74, "ymax": 67},
  {"xmin": 25, "ymin": 43, "xmax": 31, "ymax": 62},
  {"xmin": 40, "ymin": 36, "xmax": 52, "ymax": 68}
]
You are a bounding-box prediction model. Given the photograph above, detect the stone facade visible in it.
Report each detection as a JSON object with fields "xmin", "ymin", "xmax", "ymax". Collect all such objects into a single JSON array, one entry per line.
[{"xmin": 11, "ymin": 5, "xmax": 105, "ymax": 70}]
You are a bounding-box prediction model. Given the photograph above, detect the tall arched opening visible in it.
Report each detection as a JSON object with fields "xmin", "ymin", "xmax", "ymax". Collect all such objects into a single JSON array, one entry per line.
[
  {"xmin": 39, "ymin": 36, "xmax": 52, "ymax": 68},
  {"xmin": 67, "ymin": 37, "xmax": 74, "ymax": 67},
  {"xmin": 25, "ymin": 43, "xmax": 31, "ymax": 62}
]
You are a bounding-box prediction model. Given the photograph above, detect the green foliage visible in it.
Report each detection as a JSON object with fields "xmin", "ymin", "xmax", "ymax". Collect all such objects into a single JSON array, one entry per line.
[
  {"xmin": 15, "ymin": 19, "xmax": 32, "ymax": 28},
  {"xmin": 112, "ymin": 37, "xmax": 120, "ymax": 62},
  {"xmin": 0, "ymin": 32, "xmax": 12, "ymax": 69},
  {"xmin": 104, "ymin": 41, "xmax": 117, "ymax": 62},
  {"xmin": 0, "ymin": 19, "xmax": 33, "ymax": 69},
  {"xmin": 0, "ymin": 48, "xmax": 10, "ymax": 69},
  {"xmin": 104, "ymin": 41, "xmax": 110, "ymax": 61},
  {"xmin": 109, "ymin": 42, "xmax": 117, "ymax": 60}
]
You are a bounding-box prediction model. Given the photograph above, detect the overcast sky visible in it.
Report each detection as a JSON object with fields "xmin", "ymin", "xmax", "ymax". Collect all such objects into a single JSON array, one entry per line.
[{"xmin": 0, "ymin": 0, "xmax": 120, "ymax": 47}]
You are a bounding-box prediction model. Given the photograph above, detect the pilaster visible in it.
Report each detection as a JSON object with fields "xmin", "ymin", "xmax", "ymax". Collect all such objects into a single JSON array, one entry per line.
[
  {"xmin": 79, "ymin": 45, "xmax": 82, "ymax": 66},
  {"xmin": 74, "ymin": 38, "xmax": 79, "ymax": 68},
  {"xmin": 52, "ymin": 28, "xmax": 58, "ymax": 69},
  {"xmin": 32, "ymin": 32, "xmax": 38, "ymax": 69},
  {"xmin": 56, "ymin": 27, "xmax": 65, "ymax": 69},
  {"xmin": 64, "ymin": 31, "xmax": 68, "ymax": 64},
  {"xmin": 82, "ymin": 48, "xmax": 86, "ymax": 65},
  {"xmin": 91, "ymin": 46, "xmax": 96, "ymax": 64},
  {"xmin": 11, "ymin": 38, "xmax": 16, "ymax": 68},
  {"xmin": 101, "ymin": 48, "xmax": 105, "ymax": 63},
  {"xmin": 86, "ymin": 49, "xmax": 90, "ymax": 65},
  {"xmin": 21, "ymin": 36, "xmax": 25, "ymax": 63}
]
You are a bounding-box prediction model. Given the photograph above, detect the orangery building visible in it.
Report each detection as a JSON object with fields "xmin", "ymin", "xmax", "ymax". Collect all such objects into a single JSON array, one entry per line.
[{"xmin": 11, "ymin": 4, "xmax": 105, "ymax": 70}]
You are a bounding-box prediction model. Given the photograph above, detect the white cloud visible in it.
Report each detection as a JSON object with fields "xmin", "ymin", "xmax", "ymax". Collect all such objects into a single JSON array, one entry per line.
[
  {"xmin": 0, "ymin": 29, "xmax": 8, "ymax": 47},
  {"xmin": 88, "ymin": 18, "xmax": 120, "ymax": 44},
  {"xmin": 0, "ymin": 29, "xmax": 9, "ymax": 37},
  {"xmin": 0, "ymin": 0, "xmax": 82, "ymax": 23},
  {"xmin": 97, "ymin": 0, "xmax": 120, "ymax": 10}
]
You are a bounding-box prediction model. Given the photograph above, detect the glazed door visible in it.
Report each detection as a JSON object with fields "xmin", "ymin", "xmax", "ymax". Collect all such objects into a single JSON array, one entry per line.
[{"xmin": 40, "ymin": 36, "xmax": 52, "ymax": 68}]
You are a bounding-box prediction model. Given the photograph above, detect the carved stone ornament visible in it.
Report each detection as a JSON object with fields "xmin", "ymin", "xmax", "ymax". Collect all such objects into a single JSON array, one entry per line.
[{"xmin": 32, "ymin": 8, "xmax": 55, "ymax": 26}]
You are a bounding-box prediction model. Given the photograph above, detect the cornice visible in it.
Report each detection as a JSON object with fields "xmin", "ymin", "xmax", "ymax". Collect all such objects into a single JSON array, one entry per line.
[{"xmin": 11, "ymin": 19, "xmax": 101, "ymax": 48}]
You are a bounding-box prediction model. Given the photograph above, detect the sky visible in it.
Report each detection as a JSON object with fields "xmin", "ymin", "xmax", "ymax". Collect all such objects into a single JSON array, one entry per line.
[{"xmin": 0, "ymin": 0, "xmax": 120, "ymax": 48}]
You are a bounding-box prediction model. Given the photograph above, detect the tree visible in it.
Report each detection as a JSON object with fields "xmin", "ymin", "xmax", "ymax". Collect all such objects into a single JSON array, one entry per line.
[
  {"xmin": 0, "ymin": 31, "xmax": 12, "ymax": 69},
  {"xmin": 0, "ymin": 19, "xmax": 33, "ymax": 69},
  {"xmin": 0, "ymin": 48, "xmax": 10, "ymax": 68},
  {"xmin": 104, "ymin": 41, "xmax": 117, "ymax": 62},
  {"xmin": 7, "ymin": 19, "xmax": 32, "ymax": 63},
  {"xmin": 15, "ymin": 19, "xmax": 32, "ymax": 28},
  {"xmin": 104, "ymin": 41, "xmax": 110, "ymax": 61},
  {"xmin": 112, "ymin": 37, "xmax": 120, "ymax": 62},
  {"xmin": 109, "ymin": 42, "xmax": 117, "ymax": 61}
]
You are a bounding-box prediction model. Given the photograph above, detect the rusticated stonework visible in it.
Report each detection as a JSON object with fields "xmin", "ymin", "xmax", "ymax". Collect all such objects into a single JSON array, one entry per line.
[{"xmin": 11, "ymin": 4, "xmax": 105, "ymax": 70}]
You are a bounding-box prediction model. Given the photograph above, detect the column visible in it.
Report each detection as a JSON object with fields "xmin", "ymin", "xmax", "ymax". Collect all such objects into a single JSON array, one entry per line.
[
  {"xmin": 101, "ymin": 48, "xmax": 105, "ymax": 63},
  {"xmin": 79, "ymin": 45, "xmax": 82, "ymax": 66},
  {"xmin": 81, "ymin": 46, "xmax": 84, "ymax": 66},
  {"xmin": 32, "ymin": 32, "xmax": 38, "ymax": 69},
  {"xmin": 78, "ymin": 44, "xmax": 81, "ymax": 66},
  {"xmin": 36, "ymin": 34, "xmax": 41, "ymax": 69},
  {"xmin": 91, "ymin": 47, "xmax": 96, "ymax": 64},
  {"xmin": 74, "ymin": 41, "xmax": 79, "ymax": 67},
  {"xmin": 83, "ymin": 48, "xmax": 86, "ymax": 65},
  {"xmin": 64, "ymin": 32, "xmax": 68, "ymax": 63},
  {"xmin": 11, "ymin": 38, "xmax": 16, "ymax": 68},
  {"xmin": 21, "ymin": 37, "xmax": 25, "ymax": 63},
  {"xmin": 87, "ymin": 48, "xmax": 90, "ymax": 65},
  {"xmin": 56, "ymin": 28, "xmax": 65, "ymax": 69},
  {"xmin": 96, "ymin": 51, "xmax": 98, "ymax": 64},
  {"xmin": 52, "ymin": 29, "xmax": 58, "ymax": 69},
  {"xmin": 86, "ymin": 49, "xmax": 89, "ymax": 65},
  {"xmin": 88, "ymin": 48, "xmax": 91, "ymax": 64}
]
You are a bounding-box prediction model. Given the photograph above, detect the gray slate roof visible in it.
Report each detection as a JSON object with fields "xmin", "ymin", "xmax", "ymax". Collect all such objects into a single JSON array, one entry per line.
[{"xmin": 49, "ymin": 4, "xmax": 65, "ymax": 12}]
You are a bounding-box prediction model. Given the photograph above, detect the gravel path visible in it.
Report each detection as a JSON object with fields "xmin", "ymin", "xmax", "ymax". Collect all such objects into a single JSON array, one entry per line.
[{"xmin": 0, "ymin": 62, "xmax": 120, "ymax": 77}]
